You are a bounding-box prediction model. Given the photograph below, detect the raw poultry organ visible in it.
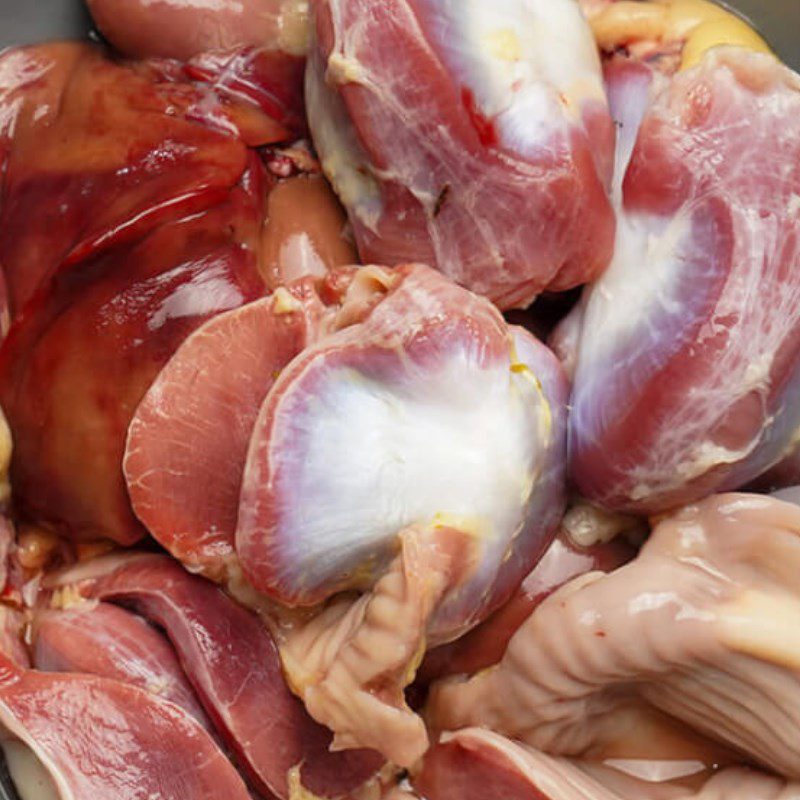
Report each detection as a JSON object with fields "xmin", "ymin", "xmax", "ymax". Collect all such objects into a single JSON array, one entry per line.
[
  {"xmin": 566, "ymin": 1, "xmax": 800, "ymax": 512},
  {"xmin": 0, "ymin": 0, "xmax": 798, "ymax": 797},
  {"xmin": 306, "ymin": 0, "xmax": 617, "ymax": 308}
]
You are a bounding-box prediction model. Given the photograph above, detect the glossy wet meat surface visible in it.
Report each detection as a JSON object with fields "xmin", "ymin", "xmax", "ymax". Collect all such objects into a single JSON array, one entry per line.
[{"xmin": 0, "ymin": 2, "xmax": 799, "ymax": 799}]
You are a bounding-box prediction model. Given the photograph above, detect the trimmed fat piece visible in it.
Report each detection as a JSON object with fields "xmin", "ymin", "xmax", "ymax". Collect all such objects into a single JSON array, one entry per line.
[
  {"xmin": 306, "ymin": 0, "xmax": 616, "ymax": 308},
  {"xmin": 236, "ymin": 264, "xmax": 568, "ymax": 639},
  {"xmin": 567, "ymin": 47, "xmax": 800, "ymax": 512},
  {"xmin": 427, "ymin": 493, "xmax": 800, "ymax": 779}
]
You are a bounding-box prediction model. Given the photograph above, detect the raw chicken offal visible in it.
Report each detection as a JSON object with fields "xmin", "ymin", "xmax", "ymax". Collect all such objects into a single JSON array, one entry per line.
[
  {"xmin": 0, "ymin": 0, "xmax": 796, "ymax": 799},
  {"xmin": 306, "ymin": 0, "xmax": 617, "ymax": 308},
  {"xmin": 566, "ymin": 7, "xmax": 800, "ymax": 512}
]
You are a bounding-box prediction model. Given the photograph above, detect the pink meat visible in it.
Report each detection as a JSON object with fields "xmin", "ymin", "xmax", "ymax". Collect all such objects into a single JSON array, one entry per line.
[
  {"xmin": 85, "ymin": 0, "xmax": 308, "ymax": 63},
  {"xmin": 415, "ymin": 729, "xmax": 800, "ymax": 800},
  {"xmin": 48, "ymin": 553, "xmax": 382, "ymax": 799},
  {"xmin": 416, "ymin": 729, "xmax": 647, "ymax": 800},
  {"xmin": 0, "ymin": 652, "xmax": 250, "ymax": 799},
  {"xmin": 124, "ymin": 284, "xmax": 325, "ymax": 581},
  {"xmin": 123, "ymin": 262, "xmax": 566, "ymax": 765},
  {"xmin": 236, "ymin": 264, "xmax": 568, "ymax": 639},
  {"xmin": 33, "ymin": 602, "xmax": 211, "ymax": 730},
  {"xmin": 0, "ymin": 607, "xmax": 29, "ymax": 670},
  {"xmin": 307, "ymin": 0, "xmax": 616, "ymax": 308},
  {"xmin": 82, "ymin": 0, "xmax": 310, "ymax": 134},
  {"xmin": 419, "ymin": 531, "xmax": 635, "ymax": 683},
  {"xmin": 183, "ymin": 47, "xmax": 307, "ymax": 136},
  {"xmin": 427, "ymin": 493, "xmax": 800, "ymax": 778},
  {"xmin": 568, "ymin": 49, "xmax": 800, "ymax": 512},
  {"xmin": 126, "ymin": 262, "xmax": 567, "ymax": 642}
]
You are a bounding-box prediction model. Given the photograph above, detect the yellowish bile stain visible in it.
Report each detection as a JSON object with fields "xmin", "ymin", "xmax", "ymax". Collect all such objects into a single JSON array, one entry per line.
[{"xmin": 510, "ymin": 353, "xmax": 553, "ymax": 440}]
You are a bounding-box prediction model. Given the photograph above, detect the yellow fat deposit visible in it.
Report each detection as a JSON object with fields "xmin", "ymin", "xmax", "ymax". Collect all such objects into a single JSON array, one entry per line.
[{"xmin": 588, "ymin": 0, "xmax": 772, "ymax": 70}]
